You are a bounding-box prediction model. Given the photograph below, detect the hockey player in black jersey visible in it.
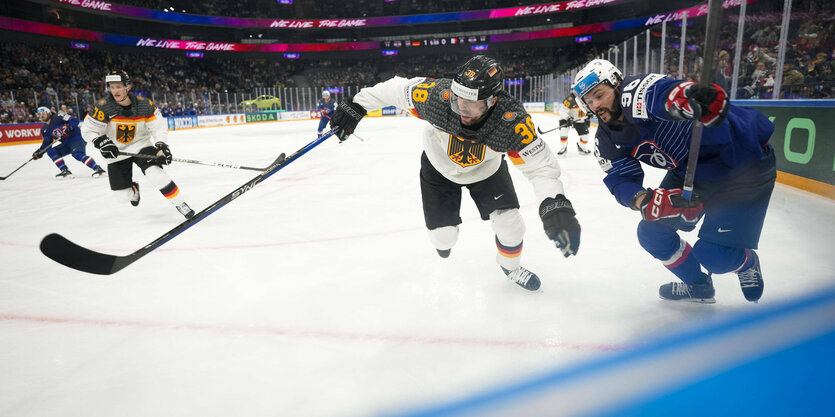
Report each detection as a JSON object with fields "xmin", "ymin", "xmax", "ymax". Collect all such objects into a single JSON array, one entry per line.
[
  {"xmin": 81, "ymin": 70, "xmax": 195, "ymax": 219},
  {"xmin": 329, "ymin": 55, "xmax": 581, "ymax": 291}
]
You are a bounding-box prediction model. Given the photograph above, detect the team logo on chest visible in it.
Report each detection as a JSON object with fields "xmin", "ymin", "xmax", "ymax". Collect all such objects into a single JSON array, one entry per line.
[
  {"xmin": 115, "ymin": 123, "xmax": 137, "ymax": 144},
  {"xmin": 447, "ymin": 135, "xmax": 485, "ymax": 167},
  {"xmin": 631, "ymin": 140, "xmax": 679, "ymax": 170}
]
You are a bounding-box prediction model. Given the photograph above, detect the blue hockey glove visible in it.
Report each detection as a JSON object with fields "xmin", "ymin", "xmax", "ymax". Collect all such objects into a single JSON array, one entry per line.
[{"xmin": 539, "ymin": 194, "xmax": 581, "ymax": 257}]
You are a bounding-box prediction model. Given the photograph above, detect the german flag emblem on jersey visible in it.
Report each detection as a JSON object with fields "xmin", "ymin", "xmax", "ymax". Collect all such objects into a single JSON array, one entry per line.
[
  {"xmin": 447, "ymin": 135, "xmax": 485, "ymax": 168},
  {"xmin": 116, "ymin": 124, "xmax": 136, "ymax": 144},
  {"xmin": 488, "ymin": 67, "xmax": 498, "ymax": 77}
]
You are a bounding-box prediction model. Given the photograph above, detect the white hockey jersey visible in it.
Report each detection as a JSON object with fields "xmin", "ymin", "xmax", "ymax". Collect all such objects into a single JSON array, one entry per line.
[
  {"xmin": 352, "ymin": 76, "xmax": 565, "ymax": 202},
  {"xmin": 81, "ymin": 93, "xmax": 168, "ymax": 162}
]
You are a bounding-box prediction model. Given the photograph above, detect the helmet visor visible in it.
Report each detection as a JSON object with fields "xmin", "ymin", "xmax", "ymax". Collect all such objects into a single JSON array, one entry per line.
[{"xmin": 450, "ymin": 94, "xmax": 491, "ymax": 118}]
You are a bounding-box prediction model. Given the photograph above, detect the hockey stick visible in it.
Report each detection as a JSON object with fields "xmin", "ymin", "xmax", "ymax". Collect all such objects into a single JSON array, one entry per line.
[
  {"xmin": 0, "ymin": 157, "xmax": 35, "ymax": 180},
  {"xmin": 39, "ymin": 129, "xmax": 339, "ymax": 275},
  {"xmin": 536, "ymin": 126, "xmax": 560, "ymax": 135},
  {"xmin": 681, "ymin": 0, "xmax": 723, "ymax": 201},
  {"xmin": 536, "ymin": 119, "xmax": 571, "ymax": 136},
  {"xmin": 0, "ymin": 139, "xmax": 61, "ymax": 180},
  {"xmin": 120, "ymin": 151, "xmax": 281, "ymax": 172}
]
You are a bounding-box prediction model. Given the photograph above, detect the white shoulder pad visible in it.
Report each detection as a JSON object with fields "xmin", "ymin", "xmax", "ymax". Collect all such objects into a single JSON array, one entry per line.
[{"xmin": 622, "ymin": 73, "xmax": 665, "ymax": 119}]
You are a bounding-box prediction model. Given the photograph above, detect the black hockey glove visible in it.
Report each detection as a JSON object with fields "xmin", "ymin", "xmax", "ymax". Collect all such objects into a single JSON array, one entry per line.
[
  {"xmin": 32, "ymin": 146, "xmax": 47, "ymax": 160},
  {"xmin": 559, "ymin": 118, "xmax": 571, "ymax": 128},
  {"xmin": 155, "ymin": 141, "xmax": 172, "ymax": 165},
  {"xmin": 539, "ymin": 195, "xmax": 581, "ymax": 257},
  {"xmin": 93, "ymin": 135, "xmax": 120, "ymax": 159},
  {"xmin": 329, "ymin": 96, "xmax": 366, "ymax": 142}
]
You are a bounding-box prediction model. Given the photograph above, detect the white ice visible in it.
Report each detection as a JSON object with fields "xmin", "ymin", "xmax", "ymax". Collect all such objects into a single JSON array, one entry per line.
[{"xmin": 1, "ymin": 114, "xmax": 834, "ymax": 417}]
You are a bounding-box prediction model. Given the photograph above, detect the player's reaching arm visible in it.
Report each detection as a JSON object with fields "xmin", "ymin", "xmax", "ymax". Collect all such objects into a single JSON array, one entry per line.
[
  {"xmin": 507, "ymin": 127, "xmax": 580, "ymax": 257},
  {"xmin": 330, "ymin": 76, "xmax": 426, "ymax": 140}
]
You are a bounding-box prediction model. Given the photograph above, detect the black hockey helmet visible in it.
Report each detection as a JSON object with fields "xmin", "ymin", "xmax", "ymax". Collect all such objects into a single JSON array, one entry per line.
[
  {"xmin": 451, "ymin": 55, "xmax": 503, "ymax": 101},
  {"xmin": 105, "ymin": 70, "xmax": 131, "ymax": 86}
]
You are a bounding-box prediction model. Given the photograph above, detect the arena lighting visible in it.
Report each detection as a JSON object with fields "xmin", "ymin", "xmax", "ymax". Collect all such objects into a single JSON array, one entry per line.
[
  {"xmin": 70, "ymin": 41, "xmax": 89, "ymax": 49},
  {"xmin": 185, "ymin": 51, "xmax": 203, "ymax": 58},
  {"xmin": 0, "ymin": 0, "xmax": 760, "ymax": 54},
  {"xmin": 575, "ymin": 35, "xmax": 592, "ymax": 43},
  {"xmin": 283, "ymin": 53, "xmax": 300, "ymax": 59},
  {"xmin": 44, "ymin": 0, "xmax": 634, "ymax": 29},
  {"xmin": 471, "ymin": 45, "xmax": 488, "ymax": 51},
  {"xmin": 381, "ymin": 49, "xmax": 398, "ymax": 56}
]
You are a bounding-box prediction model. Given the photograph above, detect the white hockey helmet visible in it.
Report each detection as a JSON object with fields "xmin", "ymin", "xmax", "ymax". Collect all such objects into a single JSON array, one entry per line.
[
  {"xmin": 36, "ymin": 106, "xmax": 52, "ymax": 116},
  {"xmin": 322, "ymin": 90, "xmax": 331, "ymax": 98},
  {"xmin": 571, "ymin": 59, "xmax": 622, "ymax": 114}
]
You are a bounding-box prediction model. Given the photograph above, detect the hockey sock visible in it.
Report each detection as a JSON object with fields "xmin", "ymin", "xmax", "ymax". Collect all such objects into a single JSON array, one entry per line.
[
  {"xmin": 491, "ymin": 209, "xmax": 525, "ymax": 271},
  {"xmin": 428, "ymin": 225, "xmax": 459, "ymax": 251},
  {"xmin": 692, "ymin": 240, "xmax": 751, "ymax": 274},
  {"xmin": 52, "ymin": 157, "xmax": 68, "ymax": 171},
  {"xmin": 145, "ymin": 165, "xmax": 186, "ymax": 206},
  {"xmin": 72, "ymin": 151, "xmax": 101, "ymax": 171},
  {"xmin": 495, "ymin": 236, "xmax": 522, "ymax": 272},
  {"xmin": 638, "ymin": 220, "xmax": 706, "ymax": 285}
]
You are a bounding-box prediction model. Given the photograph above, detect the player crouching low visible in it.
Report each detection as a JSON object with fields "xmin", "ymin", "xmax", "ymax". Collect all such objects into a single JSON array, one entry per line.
[
  {"xmin": 81, "ymin": 70, "xmax": 195, "ymax": 219},
  {"xmin": 572, "ymin": 59, "xmax": 774, "ymax": 304},
  {"xmin": 32, "ymin": 106, "xmax": 105, "ymax": 179}
]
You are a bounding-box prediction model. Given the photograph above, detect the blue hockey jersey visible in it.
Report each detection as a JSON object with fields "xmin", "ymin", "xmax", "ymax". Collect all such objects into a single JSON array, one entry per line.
[
  {"xmin": 40, "ymin": 113, "xmax": 83, "ymax": 148},
  {"xmin": 594, "ymin": 73, "xmax": 774, "ymax": 207},
  {"xmin": 317, "ymin": 98, "xmax": 335, "ymax": 118}
]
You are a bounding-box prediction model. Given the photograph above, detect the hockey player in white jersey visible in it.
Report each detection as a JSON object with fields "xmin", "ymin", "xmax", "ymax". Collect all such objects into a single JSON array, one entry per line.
[
  {"xmin": 80, "ymin": 70, "xmax": 195, "ymax": 219},
  {"xmin": 556, "ymin": 93, "xmax": 592, "ymax": 155},
  {"xmin": 329, "ymin": 55, "xmax": 581, "ymax": 291}
]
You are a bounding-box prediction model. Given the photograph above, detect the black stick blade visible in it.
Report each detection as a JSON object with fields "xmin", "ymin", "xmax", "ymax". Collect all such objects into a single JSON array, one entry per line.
[{"xmin": 40, "ymin": 233, "xmax": 123, "ymax": 275}]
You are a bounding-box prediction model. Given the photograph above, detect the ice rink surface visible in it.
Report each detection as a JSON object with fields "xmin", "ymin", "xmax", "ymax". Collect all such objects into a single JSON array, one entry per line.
[{"xmin": 1, "ymin": 113, "xmax": 834, "ymax": 416}]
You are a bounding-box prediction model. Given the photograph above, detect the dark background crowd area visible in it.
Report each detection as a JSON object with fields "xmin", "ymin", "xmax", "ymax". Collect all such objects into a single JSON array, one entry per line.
[
  {"xmin": 656, "ymin": 0, "xmax": 834, "ymax": 99},
  {"xmin": 1, "ymin": 0, "xmax": 833, "ymax": 124},
  {"xmin": 113, "ymin": 0, "xmax": 549, "ymax": 19},
  {"xmin": 0, "ymin": 43, "xmax": 567, "ymax": 124}
]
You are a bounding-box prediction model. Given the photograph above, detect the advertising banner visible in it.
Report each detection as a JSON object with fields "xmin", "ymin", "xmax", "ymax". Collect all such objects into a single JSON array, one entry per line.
[
  {"xmin": 523, "ymin": 102, "xmax": 546, "ymax": 112},
  {"xmin": 736, "ymin": 101, "xmax": 835, "ymax": 187},
  {"xmin": 0, "ymin": 123, "xmax": 43, "ymax": 145},
  {"xmin": 245, "ymin": 112, "xmax": 279, "ymax": 123},
  {"xmin": 167, "ymin": 116, "xmax": 198, "ymax": 130},
  {"xmin": 197, "ymin": 114, "xmax": 247, "ymax": 127},
  {"xmin": 279, "ymin": 111, "xmax": 312, "ymax": 121}
]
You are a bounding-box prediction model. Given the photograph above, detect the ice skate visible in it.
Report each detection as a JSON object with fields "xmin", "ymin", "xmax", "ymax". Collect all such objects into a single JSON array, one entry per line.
[
  {"xmin": 501, "ymin": 266, "xmax": 541, "ymax": 291},
  {"xmin": 737, "ymin": 251, "xmax": 764, "ymax": 302},
  {"xmin": 557, "ymin": 144, "xmax": 568, "ymax": 156},
  {"xmin": 177, "ymin": 202, "xmax": 195, "ymax": 219},
  {"xmin": 91, "ymin": 167, "xmax": 106, "ymax": 178},
  {"xmin": 55, "ymin": 168, "xmax": 73, "ymax": 179},
  {"xmin": 436, "ymin": 249, "xmax": 451, "ymax": 258},
  {"xmin": 130, "ymin": 182, "xmax": 140, "ymax": 207},
  {"xmin": 576, "ymin": 143, "xmax": 591, "ymax": 154},
  {"xmin": 659, "ymin": 275, "xmax": 715, "ymax": 303}
]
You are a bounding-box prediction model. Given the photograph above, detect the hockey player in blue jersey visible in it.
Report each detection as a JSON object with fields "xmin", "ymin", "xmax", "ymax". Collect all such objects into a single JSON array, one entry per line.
[
  {"xmin": 32, "ymin": 106, "xmax": 105, "ymax": 179},
  {"xmin": 317, "ymin": 90, "xmax": 335, "ymax": 138},
  {"xmin": 572, "ymin": 59, "xmax": 775, "ymax": 303}
]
